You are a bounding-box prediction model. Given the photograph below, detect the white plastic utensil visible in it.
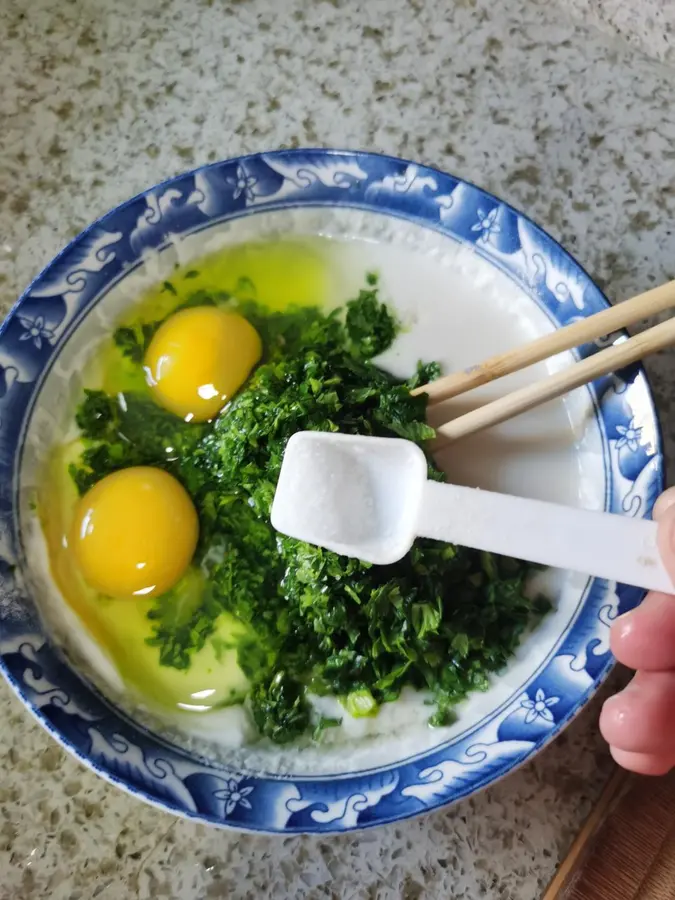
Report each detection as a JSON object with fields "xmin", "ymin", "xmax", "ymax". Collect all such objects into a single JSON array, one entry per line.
[{"xmin": 271, "ymin": 431, "xmax": 673, "ymax": 593}]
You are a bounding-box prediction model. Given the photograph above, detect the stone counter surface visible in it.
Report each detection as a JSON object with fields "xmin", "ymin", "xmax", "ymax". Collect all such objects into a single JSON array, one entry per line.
[{"xmin": 1, "ymin": 1, "xmax": 675, "ymax": 897}]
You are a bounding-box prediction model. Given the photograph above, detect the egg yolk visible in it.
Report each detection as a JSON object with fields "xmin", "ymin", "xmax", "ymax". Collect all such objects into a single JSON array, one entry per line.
[
  {"xmin": 70, "ymin": 467, "xmax": 198, "ymax": 599},
  {"xmin": 143, "ymin": 307, "xmax": 262, "ymax": 422}
]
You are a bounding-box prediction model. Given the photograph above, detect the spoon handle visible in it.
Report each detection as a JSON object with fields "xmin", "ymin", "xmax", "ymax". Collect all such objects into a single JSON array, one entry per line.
[{"xmin": 417, "ymin": 481, "xmax": 673, "ymax": 593}]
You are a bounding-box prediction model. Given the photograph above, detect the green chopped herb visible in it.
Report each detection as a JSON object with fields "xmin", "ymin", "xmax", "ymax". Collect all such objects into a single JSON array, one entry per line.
[
  {"xmin": 312, "ymin": 716, "xmax": 343, "ymax": 741},
  {"xmin": 67, "ymin": 277, "xmax": 548, "ymax": 744},
  {"xmin": 407, "ymin": 360, "xmax": 442, "ymax": 390},
  {"xmin": 343, "ymin": 689, "xmax": 378, "ymax": 718},
  {"xmin": 345, "ymin": 286, "xmax": 398, "ymax": 359},
  {"xmin": 69, "ymin": 389, "xmax": 207, "ymax": 496},
  {"xmin": 249, "ymin": 670, "xmax": 311, "ymax": 744}
]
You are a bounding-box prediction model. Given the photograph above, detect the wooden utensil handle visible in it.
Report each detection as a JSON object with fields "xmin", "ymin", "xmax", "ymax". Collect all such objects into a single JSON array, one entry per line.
[
  {"xmin": 414, "ymin": 279, "xmax": 675, "ymax": 404},
  {"xmin": 435, "ymin": 315, "xmax": 675, "ymax": 443}
]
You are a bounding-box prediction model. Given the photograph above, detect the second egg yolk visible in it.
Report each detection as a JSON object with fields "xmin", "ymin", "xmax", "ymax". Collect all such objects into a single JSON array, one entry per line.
[
  {"xmin": 144, "ymin": 307, "xmax": 262, "ymax": 422},
  {"xmin": 71, "ymin": 467, "xmax": 198, "ymax": 598}
]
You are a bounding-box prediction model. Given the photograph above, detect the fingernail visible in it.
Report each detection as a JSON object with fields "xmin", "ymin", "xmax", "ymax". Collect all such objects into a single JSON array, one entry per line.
[{"xmin": 613, "ymin": 610, "xmax": 635, "ymax": 642}]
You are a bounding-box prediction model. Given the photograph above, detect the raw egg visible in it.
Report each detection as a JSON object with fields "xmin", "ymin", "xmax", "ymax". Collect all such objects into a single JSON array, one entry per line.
[
  {"xmin": 144, "ymin": 306, "xmax": 262, "ymax": 421},
  {"xmin": 71, "ymin": 466, "xmax": 198, "ymax": 598}
]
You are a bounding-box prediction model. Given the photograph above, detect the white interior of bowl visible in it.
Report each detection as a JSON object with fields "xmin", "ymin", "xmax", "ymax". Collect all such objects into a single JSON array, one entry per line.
[{"xmin": 18, "ymin": 206, "xmax": 606, "ymax": 776}]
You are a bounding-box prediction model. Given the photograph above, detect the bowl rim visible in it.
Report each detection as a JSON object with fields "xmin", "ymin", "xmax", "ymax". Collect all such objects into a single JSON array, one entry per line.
[{"xmin": 0, "ymin": 147, "xmax": 664, "ymax": 833}]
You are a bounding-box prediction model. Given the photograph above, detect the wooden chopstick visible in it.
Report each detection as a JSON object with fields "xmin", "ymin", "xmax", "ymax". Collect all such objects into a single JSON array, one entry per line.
[
  {"xmin": 413, "ymin": 279, "xmax": 675, "ymax": 404},
  {"xmin": 435, "ymin": 315, "xmax": 675, "ymax": 443}
]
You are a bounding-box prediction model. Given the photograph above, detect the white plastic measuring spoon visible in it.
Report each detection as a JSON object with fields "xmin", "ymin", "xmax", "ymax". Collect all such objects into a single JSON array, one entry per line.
[{"xmin": 271, "ymin": 431, "xmax": 673, "ymax": 593}]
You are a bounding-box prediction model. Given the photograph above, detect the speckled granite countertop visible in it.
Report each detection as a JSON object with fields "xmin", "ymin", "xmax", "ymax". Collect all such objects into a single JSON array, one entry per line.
[{"xmin": 1, "ymin": 0, "xmax": 675, "ymax": 897}]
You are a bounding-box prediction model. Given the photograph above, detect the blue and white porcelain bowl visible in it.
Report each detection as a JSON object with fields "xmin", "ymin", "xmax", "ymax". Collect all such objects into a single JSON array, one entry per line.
[{"xmin": 0, "ymin": 150, "xmax": 662, "ymax": 833}]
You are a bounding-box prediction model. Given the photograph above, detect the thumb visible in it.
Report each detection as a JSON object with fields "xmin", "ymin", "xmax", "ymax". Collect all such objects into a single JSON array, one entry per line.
[{"xmin": 656, "ymin": 488, "xmax": 675, "ymax": 588}]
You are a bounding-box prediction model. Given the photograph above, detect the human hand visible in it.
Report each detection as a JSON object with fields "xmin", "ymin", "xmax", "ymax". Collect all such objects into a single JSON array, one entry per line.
[{"xmin": 600, "ymin": 487, "xmax": 675, "ymax": 774}]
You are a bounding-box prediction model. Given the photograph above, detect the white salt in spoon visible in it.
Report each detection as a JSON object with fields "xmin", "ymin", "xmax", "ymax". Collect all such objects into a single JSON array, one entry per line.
[{"xmin": 271, "ymin": 431, "xmax": 673, "ymax": 592}]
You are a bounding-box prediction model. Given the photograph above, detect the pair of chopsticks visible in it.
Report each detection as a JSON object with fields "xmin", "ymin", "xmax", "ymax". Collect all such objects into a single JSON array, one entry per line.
[{"xmin": 413, "ymin": 280, "xmax": 675, "ymax": 443}]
